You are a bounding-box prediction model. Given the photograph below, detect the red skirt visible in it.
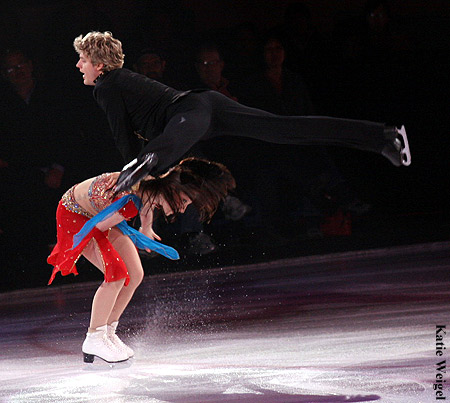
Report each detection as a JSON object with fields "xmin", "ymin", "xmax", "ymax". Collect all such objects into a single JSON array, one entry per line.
[{"xmin": 47, "ymin": 201, "xmax": 136, "ymax": 286}]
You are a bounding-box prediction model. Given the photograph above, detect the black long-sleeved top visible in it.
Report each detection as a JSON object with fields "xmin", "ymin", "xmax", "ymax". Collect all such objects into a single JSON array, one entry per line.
[{"xmin": 93, "ymin": 68, "xmax": 190, "ymax": 162}]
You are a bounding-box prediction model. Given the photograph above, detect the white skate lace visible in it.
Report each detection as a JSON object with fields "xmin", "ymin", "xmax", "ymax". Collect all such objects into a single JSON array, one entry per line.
[
  {"xmin": 103, "ymin": 334, "xmax": 120, "ymax": 351},
  {"xmin": 110, "ymin": 333, "xmax": 127, "ymax": 349},
  {"xmin": 108, "ymin": 330, "xmax": 133, "ymax": 355}
]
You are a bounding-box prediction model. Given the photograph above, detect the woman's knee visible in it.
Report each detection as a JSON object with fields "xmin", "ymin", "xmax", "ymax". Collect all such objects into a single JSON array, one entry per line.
[{"xmin": 128, "ymin": 270, "xmax": 144, "ymax": 289}]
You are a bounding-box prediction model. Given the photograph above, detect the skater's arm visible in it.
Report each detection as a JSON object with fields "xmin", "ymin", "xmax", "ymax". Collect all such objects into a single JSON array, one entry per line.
[
  {"xmin": 139, "ymin": 207, "xmax": 161, "ymax": 252},
  {"xmin": 95, "ymin": 211, "xmax": 126, "ymax": 232},
  {"xmin": 94, "ymin": 197, "xmax": 140, "ymax": 232}
]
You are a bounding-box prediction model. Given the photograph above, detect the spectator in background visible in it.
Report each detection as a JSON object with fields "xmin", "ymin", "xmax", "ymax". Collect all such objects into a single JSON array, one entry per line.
[
  {"xmin": 346, "ymin": 0, "xmax": 414, "ymax": 65},
  {"xmin": 0, "ymin": 48, "xmax": 67, "ymax": 281},
  {"xmin": 133, "ymin": 48, "xmax": 186, "ymax": 89},
  {"xmin": 238, "ymin": 35, "xmax": 315, "ymax": 116},
  {"xmin": 133, "ymin": 2, "xmax": 196, "ymax": 88},
  {"xmin": 133, "ymin": 48, "xmax": 167, "ymax": 82},
  {"xmin": 193, "ymin": 43, "xmax": 238, "ymax": 101},
  {"xmin": 1, "ymin": 48, "xmax": 64, "ymax": 184},
  {"xmin": 236, "ymin": 33, "xmax": 371, "ymax": 237}
]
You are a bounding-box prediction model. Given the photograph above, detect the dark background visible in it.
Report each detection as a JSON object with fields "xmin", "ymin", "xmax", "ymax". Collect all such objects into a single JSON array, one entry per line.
[{"xmin": 1, "ymin": 0, "xmax": 449, "ymax": 290}]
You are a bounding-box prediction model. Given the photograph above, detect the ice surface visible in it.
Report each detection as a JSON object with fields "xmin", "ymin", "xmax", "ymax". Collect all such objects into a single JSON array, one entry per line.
[{"xmin": 1, "ymin": 242, "xmax": 449, "ymax": 402}]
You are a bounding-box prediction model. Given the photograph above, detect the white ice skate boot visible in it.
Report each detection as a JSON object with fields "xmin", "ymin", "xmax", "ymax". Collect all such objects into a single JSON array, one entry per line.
[
  {"xmin": 82, "ymin": 325, "xmax": 129, "ymax": 363},
  {"xmin": 107, "ymin": 321, "xmax": 134, "ymax": 358}
]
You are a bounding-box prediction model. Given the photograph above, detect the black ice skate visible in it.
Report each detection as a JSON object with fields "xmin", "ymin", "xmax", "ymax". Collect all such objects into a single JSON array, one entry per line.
[{"xmin": 115, "ymin": 152, "xmax": 158, "ymax": 193}]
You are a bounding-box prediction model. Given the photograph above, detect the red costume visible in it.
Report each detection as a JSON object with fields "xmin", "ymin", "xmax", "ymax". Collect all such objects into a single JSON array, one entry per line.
[{"xmin": 47, "ymin": 173, "xmax": 138, "ymax": 286}]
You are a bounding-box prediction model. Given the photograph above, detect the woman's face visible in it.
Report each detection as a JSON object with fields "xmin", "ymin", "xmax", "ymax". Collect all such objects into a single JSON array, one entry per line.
[{"xmin": 157, "ymin": 192, "xmax": 191, "ymax": 216}]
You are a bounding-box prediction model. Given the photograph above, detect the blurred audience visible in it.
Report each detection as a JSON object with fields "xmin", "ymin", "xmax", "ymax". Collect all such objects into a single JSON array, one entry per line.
[
  {"xmin": 132, "ymin": 47, "xmax": 186, "ymax": 89},
  {"xmin": 132, "ymin": 2, "xmax": 197, "ymax": 87},
  {"xmin": 193, "ymin": 42, "xmax": 239, "ymax": 101},
  {"xmin": 0, "ymin": 1, "xmax": 444, "ymax": 282},
  {"xmin": 0, "ymin": 48, "xmax": 68, "ymax": 281},
  {"xmin": 133, "ymin": 48, "xmax": 167, "ymax": 82},
  {"xmin": 340, "ymin": 0, "xmax": 415, "ymax": 66},
  {"xmin": 235, "ymin": 32, "xmax": 371, "ymax": 237}
]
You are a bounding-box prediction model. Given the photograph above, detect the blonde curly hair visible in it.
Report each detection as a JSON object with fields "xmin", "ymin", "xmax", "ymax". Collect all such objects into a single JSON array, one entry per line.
[{"xmin": 73, "ymin": 31, "xmax": 124, "ymax": 72}]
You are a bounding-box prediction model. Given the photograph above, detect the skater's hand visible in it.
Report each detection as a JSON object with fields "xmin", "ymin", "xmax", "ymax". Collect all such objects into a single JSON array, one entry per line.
[
  {"xmin": 106, "ymin": 172, "xmax": 120, "ymax": 190},
  {"xmin": 139, "ymin": 226, "xmax": 161, "ymax": 253},
  {"xmin": 139, "ymin": 225, "xmax": 161, "ymax": 243}
]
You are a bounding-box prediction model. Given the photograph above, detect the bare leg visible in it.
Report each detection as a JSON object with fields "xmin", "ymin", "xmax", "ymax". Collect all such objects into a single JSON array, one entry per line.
[
  {"xmin": 82, "ymin": 228, "xmax": 144, "ymax": 329},
  {"xmin": 82, "ymin": 237, "xmax": 126, "ymax": 330},
  {"xmin": 89, "ymin": 279, "xmax": 125, "ymax": 330},
  {"xmin": 106, "ymin": 228, "xmax": 144, "ymax": 324}
]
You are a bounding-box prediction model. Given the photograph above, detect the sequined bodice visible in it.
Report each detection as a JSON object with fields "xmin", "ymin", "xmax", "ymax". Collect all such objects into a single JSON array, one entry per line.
[
  {"xmin": 88, "ymin": 173, "xmax": 131, "ymax": 213},
  {"xmin": 61, "ymin": 186, "xmax": 92, "ymax": 218}
]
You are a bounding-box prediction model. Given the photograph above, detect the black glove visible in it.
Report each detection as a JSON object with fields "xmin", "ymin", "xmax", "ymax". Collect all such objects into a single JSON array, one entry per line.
[{"xmin": 115, "ymin": 152, "xmax": 158, "ymax": 193}]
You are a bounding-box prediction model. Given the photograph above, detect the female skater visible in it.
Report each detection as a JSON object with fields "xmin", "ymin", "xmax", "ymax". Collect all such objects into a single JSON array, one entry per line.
[
  {"xmin": 47, "ymin": 158, "xmax": 235, "ymax": 363},
  {"xmin": 73, "ymin": 31, "xmax": 411, "ymax": 192}
]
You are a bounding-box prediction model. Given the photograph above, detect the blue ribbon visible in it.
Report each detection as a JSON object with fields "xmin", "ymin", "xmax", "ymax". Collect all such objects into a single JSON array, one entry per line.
[
  {"xmin": 72, "ymin": 194, "xmax": 179, "ymax": 260},
  {"xmin": 116, "ymin": 221, "xmax": 179, "ymax": 260}
]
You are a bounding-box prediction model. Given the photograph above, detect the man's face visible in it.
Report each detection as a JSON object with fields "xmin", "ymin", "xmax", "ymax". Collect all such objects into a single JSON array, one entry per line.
[
  {"xmin": 2, "ymin": 52, "xmax": 33, "ymax": 87},
  {"xmin": 75, "ymin": 52, "xmax": 103, "ymax": 86},
  {"xmin": 195, "ymin": 50, "xmax": 224, "ymax": 86},
  {"xmin": 135, "ymin": 54, "xmax": 166, "ymax": 80}
]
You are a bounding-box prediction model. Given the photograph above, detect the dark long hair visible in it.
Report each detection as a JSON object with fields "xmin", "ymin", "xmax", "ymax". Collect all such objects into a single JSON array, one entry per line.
[{"xmin": 138, "ymin": 158, "xmax": 236, "ymax": 222}]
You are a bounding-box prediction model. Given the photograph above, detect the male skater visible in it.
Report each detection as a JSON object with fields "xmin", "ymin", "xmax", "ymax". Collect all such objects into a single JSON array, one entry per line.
[{"xmin": 74, "ymin": 31, "xmax": 411, "ymax": 192}]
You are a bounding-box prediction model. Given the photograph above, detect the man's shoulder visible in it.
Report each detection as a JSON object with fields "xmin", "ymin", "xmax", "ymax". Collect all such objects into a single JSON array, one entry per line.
[
  {"xmin": 99, "ymin": 68, "xmax": 171, "ymax": 91},
  {"xmin": 94, "ymin": 69, "xmax": 131, "ymax": 97},
  {"xmin": 96, "ymin": 68, "xmax": 137, "ymax": 86}
]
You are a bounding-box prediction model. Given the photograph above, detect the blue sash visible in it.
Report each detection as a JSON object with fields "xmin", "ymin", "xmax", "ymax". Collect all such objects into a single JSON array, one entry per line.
[{"xmin": 72, "ymin": 195, "xmax": 179, "ymax": 260}]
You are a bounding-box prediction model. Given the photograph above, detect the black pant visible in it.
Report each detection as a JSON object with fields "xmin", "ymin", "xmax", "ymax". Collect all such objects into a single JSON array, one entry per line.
[{"xmin": 141, "ymin": 90, "xmax": 386, "ymax": 174}]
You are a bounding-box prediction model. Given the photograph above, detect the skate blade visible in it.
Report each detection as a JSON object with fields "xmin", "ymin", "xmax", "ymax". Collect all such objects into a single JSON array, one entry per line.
[
  {"xmin": 83, "ymin": 352, "xmax": 131, "ymax": 369},
  {"xmin": 83, "ymin": 356, "xmax": 133, "ymax": 371},
  {"xmin": 397, "ymin": 125, "xmax": 411, "ymax": 166}
]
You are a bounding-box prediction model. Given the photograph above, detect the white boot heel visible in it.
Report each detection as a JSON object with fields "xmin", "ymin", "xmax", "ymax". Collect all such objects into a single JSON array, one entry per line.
[
  {"xmin": 107, "ymin": 321, "xmax": 134, "ymax": 358},
  {"xmin": 82, "ymin": 325, "xmax": 129, "ymax": 363}
]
